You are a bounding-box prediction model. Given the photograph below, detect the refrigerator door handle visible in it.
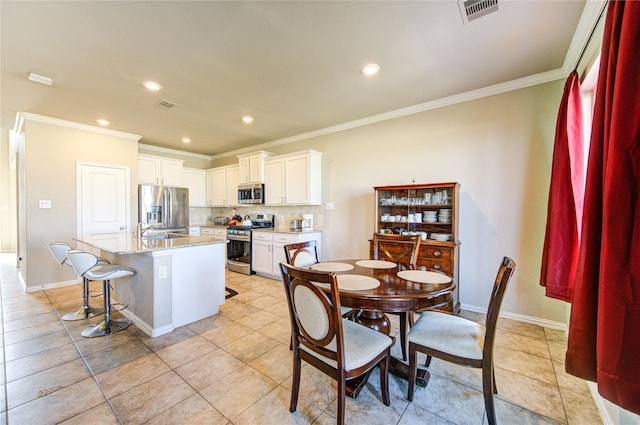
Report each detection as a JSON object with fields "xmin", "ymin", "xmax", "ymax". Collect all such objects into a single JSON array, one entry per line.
[{"xmin": 165, "ymin": 187, "xmax": 172, "ymax": 227}]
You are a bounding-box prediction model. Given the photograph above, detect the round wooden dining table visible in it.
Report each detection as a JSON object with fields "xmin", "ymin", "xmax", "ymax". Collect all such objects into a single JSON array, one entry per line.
[{"xmin": 308, "ymin": 259, "xmax": 457, "ymax": 397}]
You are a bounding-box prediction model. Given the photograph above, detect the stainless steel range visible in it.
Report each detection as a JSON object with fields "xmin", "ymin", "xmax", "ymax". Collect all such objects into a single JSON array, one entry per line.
[{"xmin": 226, "ymin": 213, "xmax": 274, "ymax": 275}]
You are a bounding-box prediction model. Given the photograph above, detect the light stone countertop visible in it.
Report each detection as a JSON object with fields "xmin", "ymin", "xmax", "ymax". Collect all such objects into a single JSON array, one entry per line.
[
  {"xmin": 252, "ymin": 228, "xmax": 322, "ymax": 234},
  {"xmin": 74, "ymin": 233, "xmax": 226, "ymax": 255}
]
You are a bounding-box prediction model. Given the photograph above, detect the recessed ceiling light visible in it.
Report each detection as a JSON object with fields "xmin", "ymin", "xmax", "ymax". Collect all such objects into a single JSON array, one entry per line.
[
  {"xmin": 142, "ymin": 80, "xmax": 162, "ymax": 91},
  {"xmin": 96, "ymin": 119, "xmax": 110, "ymax": 126},
  {"xmin": 360, "ymin": 63, "xmax": 380, "ymax": 76},
  {"xmin": 241, "ymin": 116, "xmax": 254, "ymax": 124},
  {"xmin": 181, "ymin": 137, "xmax": 191, "ymax": 143},
  {"xmin": 28, "ymin": 72, "xmax": 53, "ymax": 86}
]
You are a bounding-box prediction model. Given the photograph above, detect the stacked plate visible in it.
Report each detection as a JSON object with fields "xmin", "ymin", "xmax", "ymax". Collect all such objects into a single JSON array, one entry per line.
[
  {"xmin": 430, "ymin": 233, "xmax": 452, "ymax": 241},
  {"xmin": 438, "ymin": 209, "xmax": 452, "ymax": 223},
  {"xmin": 423, "ymin": 211, "xmax": 438, "ymax": 223}
]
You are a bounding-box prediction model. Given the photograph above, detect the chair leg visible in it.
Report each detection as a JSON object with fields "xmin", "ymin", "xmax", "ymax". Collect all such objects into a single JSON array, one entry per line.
[
  {"xmin": 482, "ymin": 364, "xmax": 497, "ymax": 425},
  {"xmin": 407, "ymin": 343, "xmax": 417, "ymax": 401},
  {"xmin": 337, "ymin": 376, "xmax": 346, "ymax": 425},
  {"xmin": 399, "ymin": 312, "xmax": 408, "ymax": 361},
  {"xmin": 380, "ymin": 351, "xmax": 390, "ymax": 406},
  {"xmin": 290, "ymin": 349, "xmax": 301, "ymax": 412},
  {"xmin": 425, "ymin": 354, "xmax": 432, "ymax": 367}
]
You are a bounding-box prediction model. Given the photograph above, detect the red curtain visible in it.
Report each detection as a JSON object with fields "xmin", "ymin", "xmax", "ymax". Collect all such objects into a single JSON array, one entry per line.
[
  {"xmin": 540, "ymin": 70, "xmax": 584, "ymax": 302},
  {"xmin": 566, "ymin": 0, "xmax": 640, "ymax": 414}
]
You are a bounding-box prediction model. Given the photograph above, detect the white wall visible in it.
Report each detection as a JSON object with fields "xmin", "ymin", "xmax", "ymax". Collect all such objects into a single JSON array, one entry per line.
[
  {"xmin": 18, "ymin": 116, "xmax": 139, "ymax": 289},
  {"xmin": 253, "ymin": 79, "xmax": 568, "ymax": 324}
]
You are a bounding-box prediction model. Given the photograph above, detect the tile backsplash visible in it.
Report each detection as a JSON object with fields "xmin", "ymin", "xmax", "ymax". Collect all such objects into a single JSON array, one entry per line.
[{"xmin": 189, "ymin": 205, "xmax": 323, "ymax": 231}]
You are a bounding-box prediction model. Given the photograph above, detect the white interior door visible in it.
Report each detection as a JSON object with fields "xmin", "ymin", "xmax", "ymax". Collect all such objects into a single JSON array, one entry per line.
[{"xmin": 77, "ymin": 162, "xmax": 130, "ymax": 236}]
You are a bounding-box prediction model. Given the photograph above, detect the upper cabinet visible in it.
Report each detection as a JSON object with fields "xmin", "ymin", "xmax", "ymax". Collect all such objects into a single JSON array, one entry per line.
[
  {"xmin": 182, "ymin": 167, "xmax": 207, "ymax": 207},
  {"xmin": 206, "ymin": 165, "xmax": 239, "ymax": 207},
  {"xmin": 138, "ymin": 154, "xmax": 184, "ymax": 186},
  {"xmin": 237, "ymin": 151, "xmax": 271, "ymax": 184},
  {"xmin": 264, "ymin": 150, "xmax": 322, "ymax": 205}
]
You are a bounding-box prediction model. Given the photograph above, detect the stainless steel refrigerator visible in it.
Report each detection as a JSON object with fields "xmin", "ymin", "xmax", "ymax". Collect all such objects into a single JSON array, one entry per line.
[{"xmin": 138, "ymin": 184, "xmax": 189, "ymax": 233}]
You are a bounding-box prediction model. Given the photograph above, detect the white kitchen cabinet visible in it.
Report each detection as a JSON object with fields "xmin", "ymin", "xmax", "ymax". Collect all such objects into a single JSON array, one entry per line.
[
  {"xmin": 264, "ymin": 150, "xmax": 322, "ymax": 205},
  {"xmin": 252, "ymin": 231, "xmax": 321, "ymax": 278},
  {"xmin": 138, "ymin": 154, "xmax": 184, "ymax": 186},
  {"xmin": 201, "ymin": 227, "xmax": 227, "ymax": 239},
  {"xmin": 237, "ymin": 151, "xmax": 271, "ymax": 184},
  {"xmin": 182, "ymin": 168, "xmax": 207, "ymax": 207},
  {"xmin": 206, "ymin": 165, "xmax": 239, "ymax": 207}
]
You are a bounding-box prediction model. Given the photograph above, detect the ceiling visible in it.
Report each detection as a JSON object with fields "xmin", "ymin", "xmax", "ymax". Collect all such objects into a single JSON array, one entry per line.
[{"xmin": 1, "ymin": 1, "xmax": 603, "ymax": 157}]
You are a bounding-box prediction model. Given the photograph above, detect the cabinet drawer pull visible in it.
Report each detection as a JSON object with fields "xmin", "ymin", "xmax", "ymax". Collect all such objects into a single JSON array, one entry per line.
[
  {"xmin": 433, "ymin": 264, "xmax": 441, "ymax": 270},
  {"xmin": 433, "ymin": 251, "xmax": 442, "ymax": 257}
]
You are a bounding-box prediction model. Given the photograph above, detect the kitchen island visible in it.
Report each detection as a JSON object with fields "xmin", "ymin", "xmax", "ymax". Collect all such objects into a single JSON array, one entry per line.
[{"xmin": 74, "ymin": 233, "xmax": 227, "ymax": 337}]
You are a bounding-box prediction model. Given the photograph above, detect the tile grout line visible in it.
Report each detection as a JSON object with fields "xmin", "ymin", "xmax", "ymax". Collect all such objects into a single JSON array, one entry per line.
[
  {"xmin": 40, "ymin": 286, "xmax": 126, "ymax": 425},
  {"xmin": 1, "ymin": 263, "xmax": 11, "ymax": 425}
]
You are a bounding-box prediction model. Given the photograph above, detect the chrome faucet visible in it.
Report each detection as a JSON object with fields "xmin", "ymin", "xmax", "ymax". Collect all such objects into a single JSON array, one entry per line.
[{"xmin": 135, "ymin": 222, "xmax": 160, "ymax": 239}]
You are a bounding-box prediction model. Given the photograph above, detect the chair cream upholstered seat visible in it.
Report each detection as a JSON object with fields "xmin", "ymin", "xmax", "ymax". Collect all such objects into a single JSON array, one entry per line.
[
  {"xmin": 299, "ymin": 313, "xmax": 393, "ymax": 371},
  {"xmin": 47, "ymin": 242, "xmax": 106, "ymax": 320},
  {"xmin": 406, "ymin": 256, "xmax": 516, "ymax": 425},
  {"xmin": 408, "ymin": 311, "xmax": 485, "ymax": 361},
  {"xmin": 280, "ymin": 262, "xmax": 392, "ymax": 425},
  {"xmin": 66, "ymin": 250, "xmax": 136, "ymax": 337}
]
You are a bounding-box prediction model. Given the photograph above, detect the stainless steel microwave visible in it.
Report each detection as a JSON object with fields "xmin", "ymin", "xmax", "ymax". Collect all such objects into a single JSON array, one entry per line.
[{"xmin": 238, "ymin": 183, "xmax": 264, "ymax": 204}]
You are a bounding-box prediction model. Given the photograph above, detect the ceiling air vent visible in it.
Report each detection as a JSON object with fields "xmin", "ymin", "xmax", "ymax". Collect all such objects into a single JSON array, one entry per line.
[
  {"xmin": 156, "ymin": 99, "xmax": 177, "ymax": 109},
  {"xmin": 458, "ymin": 0, "xmax": 499, "ymax": 24}
]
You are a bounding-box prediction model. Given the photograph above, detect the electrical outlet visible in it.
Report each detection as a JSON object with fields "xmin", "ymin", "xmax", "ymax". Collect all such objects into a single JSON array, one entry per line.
[
  {"xmin": 158, "ymin": 266, "xmax": 168, "ymax": 279},
  {"xmin": 326, "ymin": 202, "xmax": 335, "ymax": 210},
  {"xmin": 39, "ymin": 200, "xmax": 52, "ymax": 208}
]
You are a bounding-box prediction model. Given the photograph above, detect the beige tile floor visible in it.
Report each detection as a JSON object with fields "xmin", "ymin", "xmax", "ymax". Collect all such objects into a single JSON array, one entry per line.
[{"xmin": 0, "ymin": 254, "xmax": 603, "ymax": 425}]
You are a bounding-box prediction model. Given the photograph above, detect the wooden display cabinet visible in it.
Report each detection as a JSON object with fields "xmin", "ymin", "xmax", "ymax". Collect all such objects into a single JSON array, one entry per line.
[{"xmin": 370, "ymin": 182, "xmax": 461, "ymax": 313}]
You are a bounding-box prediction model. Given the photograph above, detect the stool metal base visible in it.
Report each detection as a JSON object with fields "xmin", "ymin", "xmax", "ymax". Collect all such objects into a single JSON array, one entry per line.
[
  {"xmin": 61, "ymin": 306, "xmax": 104, "ymax": 321},
  {"xmin": 81, "ymin": 318, "xmax": 131, "ymax": 338}
]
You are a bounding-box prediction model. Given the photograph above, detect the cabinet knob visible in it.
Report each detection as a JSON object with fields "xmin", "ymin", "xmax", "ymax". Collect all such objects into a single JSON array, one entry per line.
[
  {"xmin": 433, "ymin": 251, "xmax": 442, "ymax": 257},
  {"xmin": 433, "ymin": 264, "xmax": 441, "ymax": 270}
]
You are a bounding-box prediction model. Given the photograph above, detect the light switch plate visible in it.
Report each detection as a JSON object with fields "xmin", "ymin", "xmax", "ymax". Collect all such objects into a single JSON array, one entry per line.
[{"xmin": 39, "ymin": 200, "xmax": 52, "ymax": 208}]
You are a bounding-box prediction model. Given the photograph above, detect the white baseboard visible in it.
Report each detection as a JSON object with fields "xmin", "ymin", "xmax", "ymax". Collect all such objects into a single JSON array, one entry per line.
[
  {"xmin": 460, "ymin": 303, "xmax": 567, "ymax": 331},
  {"xmin": 119, "ymin": 306, "xmax": 174, "ymax": 338},
  {"xmin": 24, "ymin": 279, "xmax": 79, "ymax": 292}
]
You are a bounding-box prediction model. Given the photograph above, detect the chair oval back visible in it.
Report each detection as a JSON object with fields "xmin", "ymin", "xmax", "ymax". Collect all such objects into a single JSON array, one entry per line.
[
  {"xmin": 66, "ymin": 250, "xmax": 100, "ymax": 277},
  {"xmin": 47, "ymin": 242, "xmax": 73, "ymax": 266},
  {"xmin": 292, "ymin": 281, "xmax": 334, "ymax": 347},
  {"xmin": 372, "ymin": 233, "xmax": 421, "ymax": 268},
  {"xmin": 284, "ymin": 240, "xmax": 320, "ymax": 269},
  {"xmin": 280, "ymin": 262, "xmax": 343, "ymax": 362}
]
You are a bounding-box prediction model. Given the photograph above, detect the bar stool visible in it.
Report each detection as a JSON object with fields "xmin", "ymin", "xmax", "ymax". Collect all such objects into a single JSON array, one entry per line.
[
  {"xmin": 66, "ymin": 250, "xmax": 136, "ymax": 337},
  {"xmin": 47, "ymin": 242, "xmax": 105, "ymax": 320}
]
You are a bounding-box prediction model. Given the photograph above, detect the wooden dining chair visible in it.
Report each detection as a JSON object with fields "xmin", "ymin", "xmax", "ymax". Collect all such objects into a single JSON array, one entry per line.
[
  {"xmin": 406, "ymin": 256, "xmax": 516, "ymax": 425},
  {"xmin": 372, "ymin": 233, "xmax": 421, "ymax": 268},
  {"xmin": 283, "ymin": 240, "xmax": 319, "ymax": 269},
  {"xmin": 371, "ymin": 232, "xmax": 421, "ymax": 360},
  {"xmin": 279, "ymin": 262, "xmax": 392, "ymax": 425},
  {"xmin": 284, "ymin": 240, "xmax": 354, "ymax": 319}
]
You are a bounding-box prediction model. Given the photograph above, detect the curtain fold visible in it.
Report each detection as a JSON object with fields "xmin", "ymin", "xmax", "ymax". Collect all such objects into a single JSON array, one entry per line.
[
  {"xmin": 540, "ymin": 70, "xmax": 584, "ymax": 302},
  {"xmin": 566, "ymin": 0, "xmax": 640, "ymax": 414}
]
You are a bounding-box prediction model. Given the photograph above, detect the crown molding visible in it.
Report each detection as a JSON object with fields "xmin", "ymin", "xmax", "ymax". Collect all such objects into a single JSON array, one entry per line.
[
  {"xmin": 14, "ymin": 112, "xmax": 142, "ymax": 141},
  {"xmin": 138, "ymin": 143, "xmax": 211, "ymax": 160},
  {"xmin": 211, "ymin": 67, "xmax": 568, "ymax": 160}
]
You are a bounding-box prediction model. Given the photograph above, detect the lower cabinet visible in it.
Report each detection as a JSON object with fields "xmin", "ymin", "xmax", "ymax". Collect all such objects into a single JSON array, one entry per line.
[
  {"xmin": 252, "ymin": 231, "xmax": 321, "ymax": 278},
  {"xmin": 201, "ymin": 227, "xmax": 227, "ymax": 239}
]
